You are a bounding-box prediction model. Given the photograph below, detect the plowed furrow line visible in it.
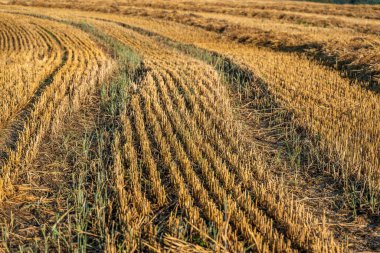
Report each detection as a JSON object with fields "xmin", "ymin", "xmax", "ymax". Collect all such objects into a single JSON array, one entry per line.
[
  {"xmin": 130, "ymin": 95, "xmax": 167, "ymax": 207},
  {"xmin": 154, "ymin": 62, "xmax": 246, "ymax": 181},
  {"xmin": 139, "ymin": 88, "xmax": 212, "ymax": 240},
  {"xmin": 163, "ymin": 63, "xmax": 240, "ymax": 149},
  {"xmin": 121, "ymin": 113, "xmax": 152, "ymax": 216},
  {"xmin": 159, "ymin": 59, "xmax": 228, "ymax": 115},
  {"xmin": 113, "ymin": 126, "xmax": 153, "ymax": 251},
  {"xmin": 91, "ymin": 17, "xmax": 376, "ymax": 250},
  {"xmin": 140, "ymin": 84, "xmax": 211, "ymax": 241},
  {"xmin": 158, "ymin": 65, "xmax": 301, "ymax": 251},
  {"xmin": 3, "ymin": 23, "xmax": 12, "ymax": 52},
  {"xmin": 161, "ymin": 62, "xmax": 241, "ymax": 156},
  {"xmin": 98, "ymin": 21, "xmax": 308, "ymax": 249},
  {"xmin": 157, "ymin": 65, "xmax": 237, "ymax": 180},
  {"xmin": 148, "ymin": 67, "xmax": 287, "ymax": 251},
  {"xmin": 0, "ymin": 7, "xmax": 361, "ymax": 251},
  {"xmin": 131, "ymin": 32, "xmax": 341, "ymax": 250},
  {"xmin": 0, "ymin": 30, "xmax": 66, "ymax": 164},
  {"xmin": 0, "ymin": 16, "xmax": 112, "ymax": 201},
  {"xmin": 4, "ymin": 21, "xmax": 17, "ymax": 52},
  {"xmin": 156, "ymin": 64, "xmax": 325, "ymax": 251},
  {"xmin": 146, "ymin": 72, "xmax": 245, "ymax": 251},
  {"xmin": 95, "ymin": 16, "xmax": 378, "ymax": 240},
  {"xmin": 0, "ymin": 30, "xmax": 5, "ymax": 50},
  {"xmin": 0, "ymin": 20, "xmax": 13, "ymax": 52},
  {"xmin": 0, "ymin": 17, "xmax": 62, "ymax": 129},
  {"xmin": 16, "ymin": 29, "xmax": 30, "ymax": 51},
  {"xmin": 167, "ymin": 58, "xmax": 318, "ymax": 252}
]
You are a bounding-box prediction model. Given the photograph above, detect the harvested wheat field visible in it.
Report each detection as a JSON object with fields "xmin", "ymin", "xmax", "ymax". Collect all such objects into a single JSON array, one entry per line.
[{"xmin": 0, "ymin": 0, "xmax": 379, "ymax": 252}]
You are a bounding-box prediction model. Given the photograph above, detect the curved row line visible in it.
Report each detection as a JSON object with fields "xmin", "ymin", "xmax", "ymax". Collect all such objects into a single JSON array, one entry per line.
[
  {"xmin": 95, "ymin": 14, "xmax": 380, "ymax": 205},
  {"xmin": 91, "ymin": 19, "xmax": 345, "ymax": 252},
  {"xmin": 0, "ymin": 13, "xmax": 113, "ymax": 201}
]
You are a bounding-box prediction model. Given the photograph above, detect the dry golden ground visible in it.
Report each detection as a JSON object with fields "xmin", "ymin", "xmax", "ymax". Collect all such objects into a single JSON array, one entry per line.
[
  {"xmin": 0, "ymin": 1, "xmax": 379, "ymax": 252},
  {"xmin": 8, "ymin": 1, "xmax": 380, "ymax": 86}
]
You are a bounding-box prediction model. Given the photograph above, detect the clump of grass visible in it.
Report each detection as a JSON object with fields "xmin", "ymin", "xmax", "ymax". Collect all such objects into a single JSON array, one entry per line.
[
  {"xmin": 8, "ymin": 22, "xmax": 145, "ymax": 251},
  {"xmin": 65, "ymin": 22, "xmax": 144, "ymax": 251}
]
